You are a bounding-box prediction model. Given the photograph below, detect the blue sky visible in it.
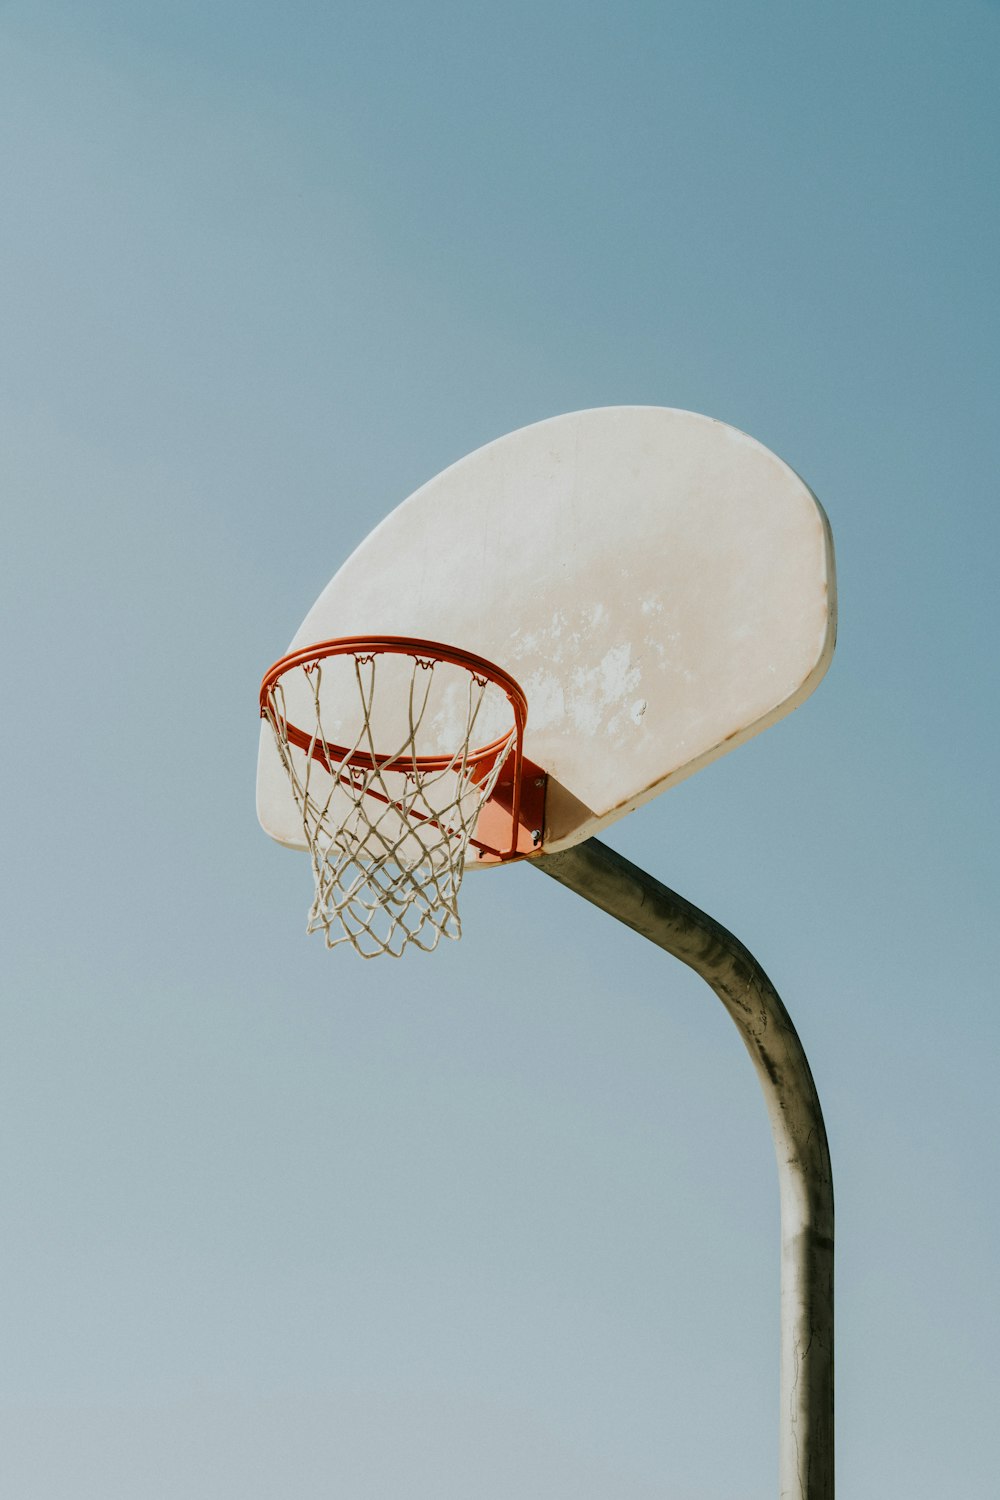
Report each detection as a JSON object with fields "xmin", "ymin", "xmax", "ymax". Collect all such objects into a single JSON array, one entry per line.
[{"xmin": 2, "ymin": 3, "xmax": 997, "ymax": 1496}]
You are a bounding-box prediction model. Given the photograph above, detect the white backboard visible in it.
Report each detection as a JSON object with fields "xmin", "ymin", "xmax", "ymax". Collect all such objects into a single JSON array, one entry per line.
[{"xmin": 258, "ymin": 406, "xmax": 836, "ymax": 856}]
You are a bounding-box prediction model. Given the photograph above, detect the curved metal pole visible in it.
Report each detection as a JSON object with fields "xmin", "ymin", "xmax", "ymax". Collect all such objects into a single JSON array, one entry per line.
[{"xmin": 533, "ymin": 837, "xmax": 834, "ymax": 1500}]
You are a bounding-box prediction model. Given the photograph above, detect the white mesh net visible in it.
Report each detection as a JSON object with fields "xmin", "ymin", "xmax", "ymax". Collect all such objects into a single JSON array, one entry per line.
[{"xmin": 262, "ymin": 648, "xmax": 517, "ymax": 958}]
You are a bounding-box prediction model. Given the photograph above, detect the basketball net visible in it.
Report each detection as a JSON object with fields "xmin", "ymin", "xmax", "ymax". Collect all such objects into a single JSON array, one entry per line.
[{"xmin": 262, "ymin": 649, "xmax": 516, "ymax": 958}]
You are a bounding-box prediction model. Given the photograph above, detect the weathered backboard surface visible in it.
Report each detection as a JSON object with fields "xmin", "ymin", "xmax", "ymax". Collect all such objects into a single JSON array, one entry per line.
[{"xmin": 257, "ymin": 406, "xmax": 836, "ymax": 857}]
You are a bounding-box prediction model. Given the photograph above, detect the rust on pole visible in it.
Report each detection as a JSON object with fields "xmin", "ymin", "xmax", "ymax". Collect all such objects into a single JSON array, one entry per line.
[{"xmin": 533, "ymin": 837, "xmax": 834, "ymax": 1500}]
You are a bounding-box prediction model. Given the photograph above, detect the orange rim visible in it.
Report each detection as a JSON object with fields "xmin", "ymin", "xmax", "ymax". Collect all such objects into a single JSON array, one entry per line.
[{"xmin": 260, "ymin": 635, "xmax": 529, "ymax": 857}]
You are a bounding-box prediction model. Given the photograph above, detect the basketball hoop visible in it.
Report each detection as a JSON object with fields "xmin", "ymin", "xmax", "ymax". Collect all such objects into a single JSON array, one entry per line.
[{"xmin": 260, "ymin": 637, "xmax": 546, "ymax": 958}]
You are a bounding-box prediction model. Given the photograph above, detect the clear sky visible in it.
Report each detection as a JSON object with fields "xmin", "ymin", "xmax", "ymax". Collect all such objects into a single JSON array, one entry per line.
[{"xmin": 2, "ymin": 3, "xmax": 997, "ymax": 1496}]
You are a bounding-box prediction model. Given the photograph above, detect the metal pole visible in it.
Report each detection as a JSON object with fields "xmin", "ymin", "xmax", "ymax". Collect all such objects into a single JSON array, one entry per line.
[{"xmin": 533, "ymin": 837, "xmax": 834, "ymax": 1500}]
